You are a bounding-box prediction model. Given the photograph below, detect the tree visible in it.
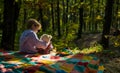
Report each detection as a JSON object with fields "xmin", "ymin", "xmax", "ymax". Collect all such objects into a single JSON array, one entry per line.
[
  {"xmin": 37, "ymin": 0, "xmax": 49, "ymax": 32},
  {"xmin": 57, "ymin": 0, "xmax": 61, "ymax": 37},
  {"xmin": 51, "ymin": 0, "xmax": 55, "ymax": 35},
  {"xmin": 101, "ymin": 0, "xmax": 114, "ymax": 49},
  {"xmin": 38, "ymin": 7, "xmax": 44, "ymax": 31},
  {"xmin": 1, "ymin": 0, "xmax": 21, "ymax": 50},
  {"xmin": 65, "ymin": 0, "xmax": 69, "ymax": 36},
  {"xmin": 77, "ymin": 0, "xmax": 84, "ymax": 38},
  {"xmin": 23, "ymin": 0, "xmax": 27, "ymax": 29},
  {"xmin": 62, "ymin": 0, "xmax": 65, "ymax": 34}
]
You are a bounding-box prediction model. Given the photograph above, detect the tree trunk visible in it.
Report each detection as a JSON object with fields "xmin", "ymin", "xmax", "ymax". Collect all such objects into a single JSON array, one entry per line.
[
  {"xmin": 89, "ymin": 0, "xmax": 94, "ymax": 31},
  {"xmin": 77, "ymin": 0, "xmax": 84, "ymax": 38},
  {"xmin": 23, "ymin": 8, "xmax": 27, "ymax": 29},
  {"xmin": 74, "ymin": 0, "xmax": 77, "ymax": 3},
  {"xmin": 0, "ymin": 14, "xmax": 2, "ymax": 29},
  {"xmin": 115, "ymin": 0, "xmax": 119, "ymax": 29},
  {"xmin": 101, "ymin": 0, "xmax": 114, "ymax": 49},
  {"xmin": 57, "ymin": 0, "xmax": 61, "ymax": 37},
  {"xmin": 65, "ymin": 0, "xmax": 69, "ymax": 36},
  {"xmin": 51, "ymin": 1, "xmax": 55, "ymax": 35},
  {"xmin": 1, "ymin": 0, "xmax": 21, "ymax": 50},
  {"xmin": 95, "ymin": 0, "xmax": 100, "ymax": 31},
  {"xmin": 117, "ymin": 0, "xmax": 120, "ymax": 28},
  {"xmin": 38, "ymin": 7, "xmax": 45, "ymax": 32},
  {"xmin": 62, "ymin": 0, "xmax": 65, "ymax": 34}
]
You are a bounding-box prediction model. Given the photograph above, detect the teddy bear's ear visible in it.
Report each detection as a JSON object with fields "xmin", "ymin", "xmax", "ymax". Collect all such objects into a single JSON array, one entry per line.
[
  {"xmin": 40, "ymin": 34, "xmax": 47, "ymax": 39},
  {"xmin": 48, "ymin": 35, "xmax": 52, "ymax": 39}
]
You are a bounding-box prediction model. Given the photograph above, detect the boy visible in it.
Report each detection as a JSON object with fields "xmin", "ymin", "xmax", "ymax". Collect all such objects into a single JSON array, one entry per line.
[{"xmin": 19, "ymin": 19, "xmax": 51, "ymax": 54}]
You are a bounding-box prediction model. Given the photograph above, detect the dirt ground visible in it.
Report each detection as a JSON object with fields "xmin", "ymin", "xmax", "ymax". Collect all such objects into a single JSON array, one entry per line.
[{"xmin": 75, "ymin": 33, "xmax": 120, "ymax": 73}]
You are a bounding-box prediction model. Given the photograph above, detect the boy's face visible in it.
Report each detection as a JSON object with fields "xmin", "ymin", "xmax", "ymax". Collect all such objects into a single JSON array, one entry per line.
[{"xmin": 31, "ymin": 25, "xmax": 41, "ymax": 33}]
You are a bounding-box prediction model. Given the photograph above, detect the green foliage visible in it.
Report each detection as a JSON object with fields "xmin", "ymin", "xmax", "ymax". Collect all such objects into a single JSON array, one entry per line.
[
  {"xmin": 70, "ymin": 47, "xmax": 80, "ymax": 54},
  {"xmin": 53, "ymin": 36, "xmax": 103, "ymax": 54},
  {"xmin": 0, "ymin": 0, "xmax": 119, "ymax": 50},
  {"xmin": 0, "ymin": 0, "xmax": 3, "ymax": 24},
  {"xmin": 49, "ymin": 23, "xmax": 79, "ymax": 51},
  {"xmin": 79, "ymin": 44, "xmax": 103, "ymax": 54},
  {"xmin": 118, "ymin": 11, "xmax": 120, "ymax": 18},
  {"xmin": 109, "ymin": 35, "xmax": 120, "ymax": 47},
  {"xmin": 53, "ymin": 36, "xmax": 77, "ymax": 52}
]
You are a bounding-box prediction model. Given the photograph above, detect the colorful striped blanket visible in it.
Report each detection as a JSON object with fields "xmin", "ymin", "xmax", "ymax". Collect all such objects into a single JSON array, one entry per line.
[{"xmin": 0, "ymin": 50, "xmax": 104, "ymax": 73}]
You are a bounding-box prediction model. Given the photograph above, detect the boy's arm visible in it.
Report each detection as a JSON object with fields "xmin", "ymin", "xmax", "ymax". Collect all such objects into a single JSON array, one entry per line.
[
  {"xmin": 29, "ymin": 32, "xmax": 50, "ymax": 49},
  {"xmin": 45, "ymin": 42, "xmax": 53, "ymax": 51}
]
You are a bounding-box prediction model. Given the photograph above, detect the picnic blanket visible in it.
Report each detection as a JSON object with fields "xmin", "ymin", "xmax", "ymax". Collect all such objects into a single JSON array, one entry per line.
[{"xmin": 0, "ymin": 50, "xmax": 104, "ymax": 73}]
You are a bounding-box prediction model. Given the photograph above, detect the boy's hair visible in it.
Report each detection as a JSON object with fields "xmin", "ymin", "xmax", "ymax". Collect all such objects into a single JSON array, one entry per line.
[
  {"xmin": 40, "ymin": 34, "xmax": 52, "ymax": 40},
  {"xmin": 27, "ymin": 18, "xmax": 41, "ymax": 29}
]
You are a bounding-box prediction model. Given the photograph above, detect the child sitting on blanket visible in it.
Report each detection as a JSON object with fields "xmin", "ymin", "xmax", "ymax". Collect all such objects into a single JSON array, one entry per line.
[
  {"xmin": 37, "ymin": 34, "xmax": 53, "ymax": 54},
  {"xmin": 19, "ymin": 19, "xmax": 51, "ymax": 54}
]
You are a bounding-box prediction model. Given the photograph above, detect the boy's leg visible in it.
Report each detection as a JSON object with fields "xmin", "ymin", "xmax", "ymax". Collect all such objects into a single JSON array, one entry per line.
[{"xmin": 37, "ymin": 48, "xmax": 45, "ymax": 54}]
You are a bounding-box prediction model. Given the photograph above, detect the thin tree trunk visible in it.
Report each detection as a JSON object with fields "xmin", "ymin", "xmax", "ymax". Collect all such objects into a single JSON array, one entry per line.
[
  {"xmin": 83, "ymin": 21, "xmax": 86, "ymax": 32},
  {"xmin": 77, "ymin": 0, "xmax": 84, "ymax": 38},
  {"xmin": 0, "ymin": 14, "xmax": 2, "ymax": 29},
  {"xmin": 65, "ymin": 0, "xmax": 69, "ymax": 36},
  {"xmin": 92, "ymin": 10, "xmax": 95, "ymax": 31},
  {"xmin": 101, "ymin": 0, "xmax": 114, "ymax": 49},
  {"xmin": 22, "ymin": 0, "xmax": 27, "ymax": 30},
  {"xmin": 57, "ymin": 0, "xmax": 61, "ymax": 37},
  {"xmin": 23, "ymin": 8, "xmax": 27, "ymax": 29},
  {"xmin": 62, "ymin": 0, "xmax": 65, "ymax": 34},
  {"xmin": 118, "ymin": 0, "xmax": 120, "ymax": 28},
  {"xmin": 95, "ymin": 21, "xmax": 98, "ymax": 31},
  {"xmin": 95, "ymin": 0, "xmax": 100, "ymax": 31},
  {"xmin": 38, "ymin": 7, "xmax": 45, "ymax": 32},
  {"xmin": 74, "ymin": 0, "xmax": 77, "ymax": 3},
  {"xmin": 117, "ymin": 0, "xmax": 120, "ymax": 28},
  {"xmin": 115, "ymin": 0, "xmax": 119, "ymax": 29},
  {"xmin": 51, "ymin": 1, "xmax": 55, "ymax": 35},
  {"xmin": 89, "ymin": 0, "xmax": 94, "ymax": 31}
]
